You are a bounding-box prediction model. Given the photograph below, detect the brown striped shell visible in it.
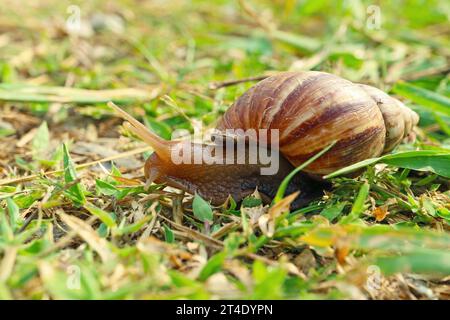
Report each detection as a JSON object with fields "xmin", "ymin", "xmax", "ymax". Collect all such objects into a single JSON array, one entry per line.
[{"xmin": 217, "ymin": 71, "xmax": 419, "ymax": 175}]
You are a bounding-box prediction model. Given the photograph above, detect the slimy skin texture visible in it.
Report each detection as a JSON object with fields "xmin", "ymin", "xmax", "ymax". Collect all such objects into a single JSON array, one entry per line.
[{"xmin": 144, "ymin": 140, "xmax": 327, "ymax": 208}]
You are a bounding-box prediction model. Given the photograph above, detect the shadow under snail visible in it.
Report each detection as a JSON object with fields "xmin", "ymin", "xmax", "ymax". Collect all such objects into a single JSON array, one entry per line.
[{"xmin": 110, "ymin": 71, "xmax": 419, "ymax": 208}]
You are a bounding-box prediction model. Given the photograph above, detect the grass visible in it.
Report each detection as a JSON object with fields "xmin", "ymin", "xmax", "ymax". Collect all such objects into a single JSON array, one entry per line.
[{"xmin": 0, "ymin": 0, "xmax": 449, "ymax": 299}]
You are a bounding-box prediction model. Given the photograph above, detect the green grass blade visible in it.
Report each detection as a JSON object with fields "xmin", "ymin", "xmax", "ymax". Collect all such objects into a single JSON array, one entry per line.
[
  {"xmin": 0, "ymin": 84, "xmax": 155, "ymax": 104},
  {"xmin": 271, "ymin": 30, "xmax": 321, "ymax": 53},
  {"xmin": 84, "ymin": 203, "xmax": 117, "ymax": 229},
  {"xmin": 274, "ymin": 140, "xmax": 337, "ymax": 203},
  {"xmin": 376, "ymin": 249, "xmax": 450, "ymax": 275},
  {"xmin": 392, "ymin": 82, "xmax": 450, "ymax": 116},
  {"xmin": 193, "ymin": 193, "xmax": 214, "ymax": 223},
  {"xmin": 62, "ymin": 144, "xmax": 86, "ymax": 206},
  {"xmin": 340, "ymin": 182, "xmax": 370, "ymax": 223},
  {"xmin": 325, "ymin": 150, "xmax": 450, "ymax": 179}
]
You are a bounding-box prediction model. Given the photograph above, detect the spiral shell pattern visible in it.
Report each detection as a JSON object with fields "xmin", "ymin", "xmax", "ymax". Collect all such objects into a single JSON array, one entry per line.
[
  {"xmin": 218, "ymin": 71, "xmax": 418, "ymax": 175},
  {"xmin": 358, "ymin": 84, "xmax": 419, "ymax": 153}
]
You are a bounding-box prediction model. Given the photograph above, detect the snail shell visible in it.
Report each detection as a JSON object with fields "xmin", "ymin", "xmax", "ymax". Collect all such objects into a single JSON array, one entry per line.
[{"xmin": 218, "ymin": 71, "xmax": 419, "ymax": 175}]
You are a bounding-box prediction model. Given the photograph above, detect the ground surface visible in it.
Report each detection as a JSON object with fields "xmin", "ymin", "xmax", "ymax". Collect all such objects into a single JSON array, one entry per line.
[{"xmin": 0, "ymin": 0, "xmax": 449, "ymax": 299}]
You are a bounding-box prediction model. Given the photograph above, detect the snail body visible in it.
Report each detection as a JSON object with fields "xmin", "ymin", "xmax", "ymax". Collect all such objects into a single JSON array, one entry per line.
[{"xmin": 110, "ymin": 71, "xmax": 418, "ymax": 207}]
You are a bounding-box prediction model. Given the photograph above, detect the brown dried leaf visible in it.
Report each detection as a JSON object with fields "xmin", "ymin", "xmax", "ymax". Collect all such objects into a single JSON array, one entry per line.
[
  {"xmin": 372, "ymin": 206, "xmax": 389, "ymax": 222},
  {"xmin": 335, "ymin": 246, "xmax": 350, "ymax": 265},
  {"xmin": 258, "ymin": 192, "xmax": 298, "ymax": 237},
  {"xmin": 294, "ymin": 248, "xmax": 317, "ymax": 274}
]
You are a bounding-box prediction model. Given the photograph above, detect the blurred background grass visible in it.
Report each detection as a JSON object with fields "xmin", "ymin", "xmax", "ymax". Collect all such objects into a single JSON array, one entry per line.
[
  {"xmin": 0, "ymin": 0, "xmax": 448, "ymax": 135},
  {"xmin": 0, "ymin": 0, "xmax": 449, "ymax": 300}
]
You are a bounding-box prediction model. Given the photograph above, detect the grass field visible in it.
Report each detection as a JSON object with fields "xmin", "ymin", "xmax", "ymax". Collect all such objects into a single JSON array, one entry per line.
[{"xmin": 0, "ymin": 0, "xmax": 449, "ymax": 299}]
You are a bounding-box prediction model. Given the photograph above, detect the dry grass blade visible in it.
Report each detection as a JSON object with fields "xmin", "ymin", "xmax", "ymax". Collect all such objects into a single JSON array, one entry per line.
[
  {"xmin": 59, "ymin": 212, "xmax": 115, "ymax": 263},
  {"xmin": 159, "ymin": 215, "xmax": 223, "ymax": 248}
]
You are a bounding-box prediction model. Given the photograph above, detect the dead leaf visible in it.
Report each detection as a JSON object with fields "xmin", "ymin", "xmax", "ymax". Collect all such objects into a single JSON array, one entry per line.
[
  {"xmin": 206, "ymin": 273, "xmax": 239, "ymax": 298},
  {"xmin": 294, "ymin": 248, "xmax": 317, "ymax": 274},
  {"xmin": 242, "ymin": 205, "xmax": 267, "ymax": 225},
  {"xmin": 334, "ymin": 245, "xmax": 350, "ymax": 265},
  {"xmin": 258, "ymin": 192, "xmax": 298, "ymax": 237},
  {"xmin": 372, "ymin": 206, "xmax": 389, "ymax": 222},
  {"xmin": 186, "ymin": 242, "xmax": 199, "ymax": 252}
]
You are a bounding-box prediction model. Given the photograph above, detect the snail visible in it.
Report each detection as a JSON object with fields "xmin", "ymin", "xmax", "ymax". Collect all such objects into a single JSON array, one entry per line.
[{"xmin": 109, "ymin": 71, "xmax": 419, "ymax": 208}]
